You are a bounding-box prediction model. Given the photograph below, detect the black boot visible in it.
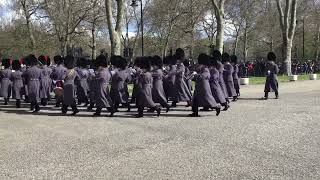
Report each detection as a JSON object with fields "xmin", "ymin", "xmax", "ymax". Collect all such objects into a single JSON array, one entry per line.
[
  {"xmin": 41, "ymin": 98, "xmax": 48, "ymax": 106},
  {"xmin": 214, "ymin": 107, "xmax": 221, "ymax": 116},
  {"xmin": 30, "ymin": 103, "xmax": 35, "ymax": 111},
  {"xmin": 156, "ymin": 107, "xmax": 161, "ymax": 117},
  {"xmin": 71, "ymin": 105, "xmax": 79, "ymax": 116},
  {"xmin": 222, "ymin": 103, "xmax": 230, "ymax": 111},
  {"xmin": 165, "ymin": 105, "xmax": 170, "ymax": 113},
  {"xmin": 16, "ymin": 99, "xmax": 21, "ymax": 108},
  {"xmin": 264, "ymin": 92, "xmax": 269, "ymax": 100},
  {"xmin": 24, "ymin": 96, "xmax": 29, "ymax": 103},
  {"xmin": 232, "ymin": 96, "xmax": 238, "ymax": 102},
  {"xmin": 62, "ymin": 105, "xmax": 68, "ymax": 114},
  {"xmin": 87, "ymin": 103, "xmax": 95, "ymax": 111},
  {"xmin": 126, "ymin": 103, "xmax": 131, "ymax": 112},
  {"xmin": 275, "ymin": 91, "xmax": 279, "ymax": 99},
  {"xmin": 33, "ymin": 103, "xmax": 40, "ymax": 113},
  {"xmin": 189, "ymin": 105, "xmax": 200, "ymax": 117},
  {"xmin": 136, "ymin": 107, "xmax": 144, "ymax": 118},
  {"xmin": 171, "ymin": 101, "xmax": 177, "ymax": 107},
  {"xmin": 93, "ymin": 108, "xmax": 102, "ymax": 116},
  {"xmin": 4, "ymin": 98, "xmax": 8, "ymax": 105}
]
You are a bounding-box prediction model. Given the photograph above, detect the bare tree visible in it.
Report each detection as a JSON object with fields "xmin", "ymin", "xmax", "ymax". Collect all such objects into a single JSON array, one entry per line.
[
  {"xmin": 276, "ymin": 0, "xmax": 297, "ymax": 75},
  {"xmin": 17, "ymin": 0, "xmax": 41, "ymax": 52}
]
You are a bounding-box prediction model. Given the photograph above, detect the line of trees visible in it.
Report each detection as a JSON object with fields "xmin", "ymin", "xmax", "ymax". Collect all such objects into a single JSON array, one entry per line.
[{"xmin": 0, "ymin": 0, "xmax": 319, "ymax": 75}]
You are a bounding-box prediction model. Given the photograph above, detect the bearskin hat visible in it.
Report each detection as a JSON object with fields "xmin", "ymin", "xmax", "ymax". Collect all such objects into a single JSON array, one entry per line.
[
  {"xmin": 230, "ymin": 55, "xmax": 238, "ymax": 64},
  {"xmin": 151, "ymin": 55, "xmax": 163, "ymax": 68},
  {"xmin": 221, "ymin": 53, "xmax": 230, "ymax": 63},
  {"xmin": 175, "ymin": 48, "xmax": 185, "ymax": 60},
  {"xmin": 54, "ymin": 55, "xmax": 64, "ymax": 65},
  {"xmin": 267, "ymin": 52, "xmax": 276, "ymax": 61},
  {"xmin": 64, "ymin": 55, "xmax": 77, "ymax": 69},
  {"xmin": 1, "ymin": 59, "xmax": 11, "ymax": 69},
  {"xmin": 140, "ymin": 56, "xmax": 151, "ymax": 70},
  {"xmin": 12, "ymin": 60, "xmax": 21, "ymax": 71},
  {"xmin": 96, "ymin": 54, "xmax": 108, "ymax": 67},
  {"xmin": 28, "ymin": 54, "xmax": 38, "ymax": 66},
  {"xmin": 117, "ymin": 56, "xmax": 128, "ymax": 70},
  {"xmin": 198, "ymin": 53, "xmax": 210, "ymax": 66}
]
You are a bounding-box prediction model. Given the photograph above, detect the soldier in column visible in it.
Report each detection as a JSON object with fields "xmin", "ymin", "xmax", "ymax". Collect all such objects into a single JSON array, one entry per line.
[
  {"xmin": 0, "ymin": 59, "xmax": 12, "ymax": 105},
  {"xmin": 62, "ymin": 55, "xmax": 80, "ymax": 115},
  {"xmin": 264, "ymin": 52, "xmax": 279, "ymax": 100},
  {"xmin": 51, "ymin": 55, "xmax": 67, "ymax": 107},
  {"xmin": 93, "ymin": 54, "xmax": 115, "ymax": 117},
  {"xmin": 222, "ymin": 53, "xmax": 238, "ymax": 102},
  {"xmin": 24, "ymin": 55, "xmax": 41, "ymax": 113},
  {"xmin": 110, "ymin": 56, "xmax": 131, "ymax": 112},
  {"xmin": 151, "ymin": 55, "xmax": 170, "ymax": 112},
  {"xmin": 76, "ymin": 57, "xmax": 90, "ymax": 106},
  {"xmin": 135, "ymin": 57, "xmax": 161, "ymax": 118},
  {"xmin": 11, "ymin": 60, "xmax": 24, "ymax": 108},
  {"xmin": 39, "ymin": 55, "xmax": 52, "ymax": 106},
  {"xmin": 189, "ymin": 54, "xmax": 221, "ymax": 117},
  {"xmin": 231, "ymin": 55, "xmax": 241, "ymax": 97}
]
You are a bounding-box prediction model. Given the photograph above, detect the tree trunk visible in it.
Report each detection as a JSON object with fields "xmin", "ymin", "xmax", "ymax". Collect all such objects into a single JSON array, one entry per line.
[
  {"xmin": 285, "ymin": 39, "xmax": 293, "ymax": 75},
  {"xmin": 276, "ymin": 0, "xmax": 297, "ymax": 76},
  {"xmin": 315, "ymin": 24, "xmax": 320, "ymax": 61},
  {"xmin": 92, "ymin": 22, "xmax": 97, "ymax": 60},
  {"xmin": 215, "ymin": 13, "xmax": 224, "ymax": 53},
  {"xmin": 243, "ymin": 26, "xmax": 248, "ymax": 62},
  {"xmin": 233, "ymin": 31, "xmax": 239, "ymax": 55},
  {"xmin": 105, "ymin": 0, "xmax": 124, "ymax": 56}
]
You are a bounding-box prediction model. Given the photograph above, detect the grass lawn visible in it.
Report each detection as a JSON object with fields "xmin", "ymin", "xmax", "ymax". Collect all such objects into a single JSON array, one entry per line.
[{"xmin": 249, "ymin": 74, "xmax": 320, "ymax": 85}]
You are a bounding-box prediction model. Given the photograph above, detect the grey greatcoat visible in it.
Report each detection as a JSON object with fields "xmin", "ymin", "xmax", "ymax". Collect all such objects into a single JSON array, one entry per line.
[
  {"xmin": 209, "ymin": 67, "xmax": 227, "ymax": 104},
  {"xmin": 192, "ymin": 67, "xmax": 219, "ymax": 108},
  {"xmin": 40, "ymin": 66, "xmax": 52, "ymax": 99},
  {"xmin": 136, "ymin": 72, "xmax": 156, "ymax": 108},
  {"xmin": 95, "ymin": 67, "xmax": 113, "ymax": 108},
  {"xmin": 76, "ymin": 68, "xmax": 90, "ymax": 102},
  {"xmin": 10, "ymin": 70, "xmax": 24, "ymax": 100},
  {"xmin": 63, "ymin": 69, "xmax": 79, "ymax": 106},
  {"xmin": 0, "ymin": 69, "xmax": 12, "ymax": 98},
  {"xmin": 217, "ymin": 62, "xmax": 228, "ymax": 99},
  {"xmin": 152, "ymin": 69, "xmax": 167, "ymax": 105},
  {"xmin": 164, "ymin": 65, "xmax": 178, "ymax": 101},
  {"xmin": 184, "ymin": 67, "xmax": 193, "ymax": 93},
  {"xmin": 264, "ymin": 61, "xmax": 279, "ymax": 93},
  {"xmin": 110, "ymin": 69, "xmax": 129, "ymax": 104},
  {"xmin": 25, "ymin": 66, "xmax": 42, "ymax": 103},
  {"xmin": 233, "ymin": 64, "xmax": 240, "ymax": 91},
  {"xmin": 51, "ymin": 65, "xmax": 67, "ymax": 81},
  {"xmin": 175, "ymin": 63, "xmax": 192, "ymax": 102},
  {"xmin": 223, "ymin": 63, "xmax": 237, "ymax": 97},
  {"xmin": 131, "ymin": 68, "xmax": 142, "ymax": 102},
  {"xmin": 51, "ymin": 65, "xmax": 67, "ymax": 102},
  {"xmin": 88, "ymin": 69, "xmax": 96, "ymax": 103}
]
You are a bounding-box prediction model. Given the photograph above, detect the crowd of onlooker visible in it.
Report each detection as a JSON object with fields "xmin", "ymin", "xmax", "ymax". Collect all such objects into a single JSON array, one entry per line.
[{"xmin": 238, "ymin": 60, "xmax": 320, "ymax": 77}]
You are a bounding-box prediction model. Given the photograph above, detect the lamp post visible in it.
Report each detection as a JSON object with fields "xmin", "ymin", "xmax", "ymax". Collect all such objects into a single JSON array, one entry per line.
[{"xmin": 131, "ymin": 0, "xmax": 144, "ymax": 57}]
